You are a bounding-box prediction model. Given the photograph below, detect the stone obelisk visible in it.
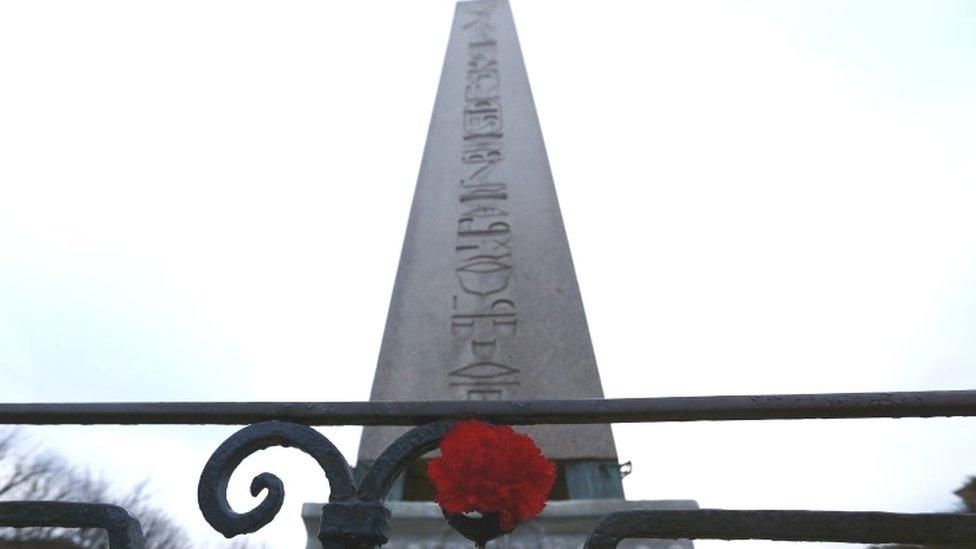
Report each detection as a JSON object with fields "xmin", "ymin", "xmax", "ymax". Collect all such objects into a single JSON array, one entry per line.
[
  {"xmin": 305, "ymin": 1, "xmax": 696, "ymax": 546},
  {"xmin": 357, "ymin": 0, "xmax": 620, "ymax": 496}
]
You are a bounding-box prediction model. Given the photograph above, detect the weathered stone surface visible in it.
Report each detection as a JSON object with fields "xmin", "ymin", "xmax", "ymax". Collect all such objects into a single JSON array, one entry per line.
[
  {"xmin": 358, "ymin": 0, "xmax": 617, "ymax": 463},
  {"xmin": 303, "ymin": 501, "xmax": 698, "ymax": 549}
]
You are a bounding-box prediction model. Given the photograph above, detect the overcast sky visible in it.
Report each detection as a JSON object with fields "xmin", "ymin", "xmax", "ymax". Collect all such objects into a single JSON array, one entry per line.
[{"xmin": 2, "ymin": 0, "xmax": 976, "ymax": 547}]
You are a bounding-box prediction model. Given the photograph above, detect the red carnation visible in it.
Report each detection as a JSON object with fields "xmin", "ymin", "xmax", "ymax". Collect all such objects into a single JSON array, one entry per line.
[{"xmin": 428, "ymin": 420, "xmax": 556, "ymax": 531}]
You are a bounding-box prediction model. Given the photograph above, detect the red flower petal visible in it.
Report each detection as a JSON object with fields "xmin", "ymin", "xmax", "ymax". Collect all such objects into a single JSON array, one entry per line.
[{"xmin": 428, "ymin": 420, "xmax": 556, "ymax": 530}]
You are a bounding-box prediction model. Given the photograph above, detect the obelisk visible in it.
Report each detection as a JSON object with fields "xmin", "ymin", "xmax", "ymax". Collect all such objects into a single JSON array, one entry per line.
[
  {"xmin": 356, "ymin": 0, "xmax": 620, "ymax": 498},
  {"xmin": 305, "ymin": 1, "xmax": 696, "ymax": 546}
]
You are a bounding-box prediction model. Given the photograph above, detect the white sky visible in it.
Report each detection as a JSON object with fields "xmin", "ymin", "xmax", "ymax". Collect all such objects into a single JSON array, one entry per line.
[{"xmin": 1, "ymin": 0, "xmax": 975, "ymax": 548}]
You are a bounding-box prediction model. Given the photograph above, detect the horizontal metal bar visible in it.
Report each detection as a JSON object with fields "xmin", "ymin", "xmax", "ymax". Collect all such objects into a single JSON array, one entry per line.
[
  {"xmin": 1, "ymin": 389, "xmax": 975, "ymax": 425},
  {"xmin": 584, "ymin": 509, "xmax": 976, "ymax": 548},
  {"xmin": 0, "ymin": 501, "xmax": 145, "ymax": 549}
]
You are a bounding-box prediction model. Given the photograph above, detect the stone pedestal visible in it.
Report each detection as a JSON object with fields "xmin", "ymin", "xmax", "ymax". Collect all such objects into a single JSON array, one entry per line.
[{"xmin": 303, "ymin": 500, "xmax": 698, "ymax": 549}]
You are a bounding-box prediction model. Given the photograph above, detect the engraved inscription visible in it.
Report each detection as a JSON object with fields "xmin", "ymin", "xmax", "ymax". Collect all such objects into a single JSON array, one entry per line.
[
  {"xmin": 449, "ymin": 361, "xmax": 520, "ymax": 380},
  {"xmin": 452, "ymin": 4, "xmax": 521, "ymax": 401}
]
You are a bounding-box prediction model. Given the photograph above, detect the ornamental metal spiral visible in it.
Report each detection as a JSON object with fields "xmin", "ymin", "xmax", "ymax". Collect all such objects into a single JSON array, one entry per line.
[
  {"xmin": 197, "ymin": 419, "xmax": 458, "ymax": 547},
  {"xmin": 197, "ymin": 421, "xmax": 356, "ymax": 538},
  {"xmin": 357, "ymin": 420, "xmax": 456, "ymax": 501}
]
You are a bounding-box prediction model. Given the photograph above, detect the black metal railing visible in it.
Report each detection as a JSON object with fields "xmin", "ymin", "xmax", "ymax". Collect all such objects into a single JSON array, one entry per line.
[
  {"xmin": 4, "ymin": 390, "xmax": 975, "ymax": 425},
  {"xmin": 1, "ymin": 389, "xmax": 975, "ymax": 548},
  {"xmin": 0, "ymin": 501, "xmax": 146, "ymax": 549}
]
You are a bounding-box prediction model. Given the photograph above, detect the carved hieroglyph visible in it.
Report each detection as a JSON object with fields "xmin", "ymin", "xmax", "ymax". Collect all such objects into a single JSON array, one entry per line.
[{"xmin": 358, "ymin": 0, "xmax": 617, "ymax": 462}]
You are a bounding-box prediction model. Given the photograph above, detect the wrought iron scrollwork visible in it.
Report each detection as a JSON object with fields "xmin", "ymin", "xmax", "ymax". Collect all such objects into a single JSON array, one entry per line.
[
  {"xmin": 318, "ymin": 421, "xmax": 458, "ymax": 549},
  {"xmin": 583, "ymin": 509, "xmax": 976, "ymax": 549},
  {"xmin": 197, "ymin": 421, "xmax": 356, "ymax": 538},
  {"xmin": 357, "ymin": 420, "xmax": 456, "ymax": 501},
  {"xmin": 198, "ymin": 420, "xmax": 459, "ymax": 548},
  {"xmin": 0, "ymin": 501, "xmax": 146, "ymax": 549}
]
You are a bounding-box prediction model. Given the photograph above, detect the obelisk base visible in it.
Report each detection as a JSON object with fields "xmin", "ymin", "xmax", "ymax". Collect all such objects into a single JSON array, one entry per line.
[{"xmin": 302, "ymin": 500, "xmax": 698, "ymax": 549}]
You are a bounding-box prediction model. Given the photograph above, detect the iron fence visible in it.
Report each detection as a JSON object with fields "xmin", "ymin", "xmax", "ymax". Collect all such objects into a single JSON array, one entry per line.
[{"xmin": 1, "ymin": 389, "xmax": 975, "ymax": 548}]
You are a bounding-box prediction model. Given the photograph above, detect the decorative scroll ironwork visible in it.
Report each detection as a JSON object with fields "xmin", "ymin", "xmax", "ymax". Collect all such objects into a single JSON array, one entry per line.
[
  {"xmin": 0, "ymin": 501, "xmax": 145, "ymax": 549},
  {"xmin": 583, "ymin": 509, "xmax": 976, "ymax": 549},
  {"xmin": 198, "ymin": 421, "xmax": 356, "ymax": 538},
  {"xmin": 319, "ymin": 420, "xmax": 457, "ymax": 548},
  {"xmin": 197, "ymin": 419, "xmax": 458, "ymax": 548},
  {"xmin": 357, "ymin": 420, "xmax": 455, "ymax": 500}
]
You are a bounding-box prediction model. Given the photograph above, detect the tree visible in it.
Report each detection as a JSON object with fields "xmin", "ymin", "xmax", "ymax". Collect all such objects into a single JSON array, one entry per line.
[
  {"xmin": 0, "ymin": 428, "xmax": 190, "ymax": 548},
  {"xmin": 955, "ymin": 477, "xmax": 976, "ymax": 515}
]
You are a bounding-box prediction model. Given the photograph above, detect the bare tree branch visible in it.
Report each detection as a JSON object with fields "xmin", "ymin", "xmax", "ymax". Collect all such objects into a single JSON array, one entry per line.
[{"xmin": 0, "ymin": 428, "xmax": 219, "ymax": 548}]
